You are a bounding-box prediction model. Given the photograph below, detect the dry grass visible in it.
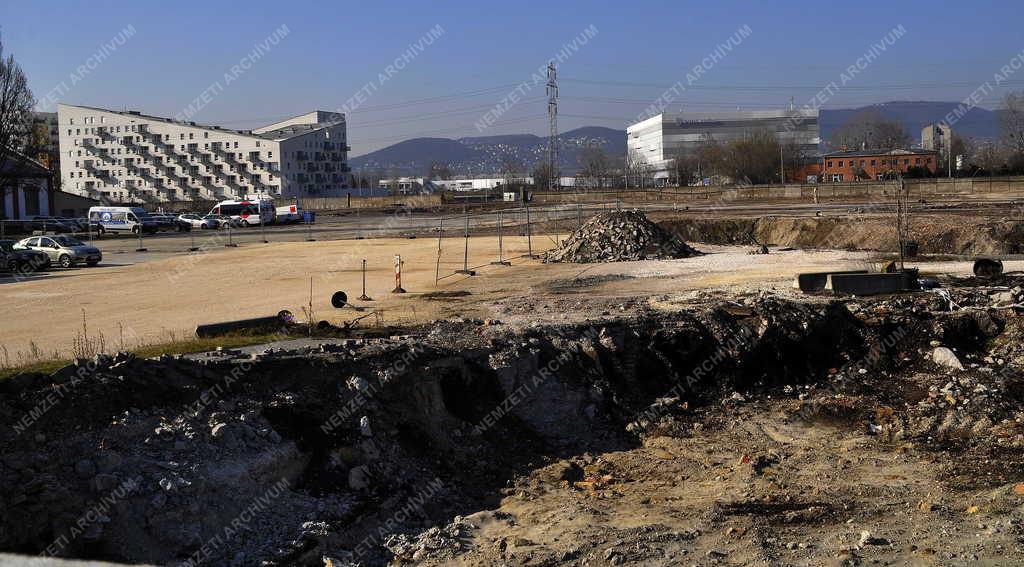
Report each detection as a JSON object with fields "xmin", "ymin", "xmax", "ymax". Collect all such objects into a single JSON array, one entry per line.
[{"xmin": 0, "ymin": 332, "xmax": 293, "ymax": 381}]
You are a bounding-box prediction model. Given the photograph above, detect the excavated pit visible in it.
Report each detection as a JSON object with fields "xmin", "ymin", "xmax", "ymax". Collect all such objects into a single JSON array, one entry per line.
[{"xmin": 7, "ymin": 293, "xmax": 1021, "ymax": 565}]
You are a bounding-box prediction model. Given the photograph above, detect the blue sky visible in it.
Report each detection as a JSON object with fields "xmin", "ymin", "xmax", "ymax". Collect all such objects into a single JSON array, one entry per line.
[{"xmin": 2, "ymin": 0, "xmax": 1023, "ymax": 155}]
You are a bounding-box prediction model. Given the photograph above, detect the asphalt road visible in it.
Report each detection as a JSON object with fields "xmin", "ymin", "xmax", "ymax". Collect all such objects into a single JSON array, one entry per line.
[{"xmin": 3, "ymin": 194, "xmax": 1020, "ymax": 269}]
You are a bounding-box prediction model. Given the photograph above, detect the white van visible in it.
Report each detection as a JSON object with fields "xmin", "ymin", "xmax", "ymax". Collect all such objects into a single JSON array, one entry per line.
[
  {"xmin": 88, "ymin": 206, "xmax": 158, "ymax": 235},
  {"xmin": 275, "ymin": 202, "xmax": 303, "ymax": 224},
  {"xmin": 209, "ymin": 199, "xmax": 274, "ymax": 227}
]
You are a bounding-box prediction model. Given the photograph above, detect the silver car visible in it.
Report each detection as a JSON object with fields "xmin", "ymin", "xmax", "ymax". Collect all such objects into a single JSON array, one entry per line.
[
  {"xmin": 179, "ymin": 213, "xmax": 218, "ymax": 229},
  {"xmin": 15, "ymin": 235, "xmax": 102, "ymax": 268}
]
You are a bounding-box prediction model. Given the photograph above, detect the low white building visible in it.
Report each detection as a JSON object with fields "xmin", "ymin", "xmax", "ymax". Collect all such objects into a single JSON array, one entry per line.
[
  {"xmin": 432, "ymin": 176, "xmax": 536, "ymax": 192},
  {"xmin": 57, "ymin": 105, "xmax": 351, "ymax": 203}
]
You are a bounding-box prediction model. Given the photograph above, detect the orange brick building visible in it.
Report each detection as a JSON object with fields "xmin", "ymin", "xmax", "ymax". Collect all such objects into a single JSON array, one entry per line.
[{"xmin": 820, "ymin": 149, "xmax": 937, "ymax": 182}]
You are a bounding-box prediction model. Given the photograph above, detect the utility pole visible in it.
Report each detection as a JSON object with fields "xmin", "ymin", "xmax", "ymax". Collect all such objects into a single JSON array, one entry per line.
[
  {"xmin": 547, "ymin": 60, "xmax": 559, "ymax": 191},
  {"xmin": 779, "ymin": 143, "xmax": 785, "ymax": 184},
  {"xmin": 947, "ymin": 126, "xmax": 953, "ymax": 178}
]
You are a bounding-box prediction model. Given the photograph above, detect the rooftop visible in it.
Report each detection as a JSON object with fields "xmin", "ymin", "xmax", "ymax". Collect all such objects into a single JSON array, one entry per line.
[
  {"xmin": 57, "ymin": 104, "xmax": 338, "ymax": 141},
  {"xmin": 822, "ymin": 148, "xmax": 938, "ymax": 158}
]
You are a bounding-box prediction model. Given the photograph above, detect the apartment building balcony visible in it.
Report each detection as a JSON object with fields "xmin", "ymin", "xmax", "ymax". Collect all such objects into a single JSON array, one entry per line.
[
  {"xmin": 139, "ymin": 170, "xmax": 159, "ymax": 185},
  {"xmin": 210, "ymin": 144, "xmax": 236, "ymax": 159},
  {"xmin": 97, "ymin": 129, "xmax": 116, "ymax": 142},
  {"xmin": 83, "ymin": 163, "xmax": 106, "ymax": 178}
]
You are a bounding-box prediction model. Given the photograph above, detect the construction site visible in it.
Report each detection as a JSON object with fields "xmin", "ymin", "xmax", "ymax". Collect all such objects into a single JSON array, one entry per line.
[{"xmin": 2, "ymin": 181, "xmax": 1024, "ymax": 567}]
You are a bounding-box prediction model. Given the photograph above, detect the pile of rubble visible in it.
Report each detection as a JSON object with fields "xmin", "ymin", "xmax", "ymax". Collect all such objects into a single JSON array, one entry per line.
[{"xmin": 545, "ymin": 210, "xmax": 700, "ymax": 263}]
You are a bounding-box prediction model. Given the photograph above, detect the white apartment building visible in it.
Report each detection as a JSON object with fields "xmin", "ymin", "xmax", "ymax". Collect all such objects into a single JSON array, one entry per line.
[{"xmin": 57, "ymin": 105, "xmax": 351, "ymax": 203}]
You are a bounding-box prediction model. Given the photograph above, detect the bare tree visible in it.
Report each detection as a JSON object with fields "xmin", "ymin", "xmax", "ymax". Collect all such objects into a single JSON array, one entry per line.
[
  {"xmin": 624, "ymin": 148, "xmax": 652, "ymax": 188},
  {"xmin": 578, "ymin": 146, "xmax": 611, "ymax": 190},
  {"xmin": 721, "ymin": 129, "xmax": 779, "ymax": 185},
  {"xmin": 670, "ymin": 154, "xmax": 699, "ymax": 187},
  {"xmin": 500, "ymin": 155, "xmax": 525, "ymax": 189},
  {"xmin": 830, "ymin": 108, "xmax": 910, "ymax": 151},
  {"xmin": 965, "ymin": 139, "xmax": 1008, "ymax": 175},
  {"xmin": 1000, "ymin": 91, "xmax": 1024, "ymax": 155},
  {"xmin": 0, "ymin": 41, "xmax": 36, "ymax": 189},
  {"xmin": 531, "ymin": 162, "xmax": 553, "ymax": 191}
]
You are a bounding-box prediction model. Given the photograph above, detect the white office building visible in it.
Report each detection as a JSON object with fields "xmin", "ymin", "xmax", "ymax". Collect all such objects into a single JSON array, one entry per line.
[
  {"xmin": 57, "ymin": 104, "xmax": 351, "ymax": 203},
  {"xmin": 627, "ymin": 110, "xmax": 820, "ymax": 179}
]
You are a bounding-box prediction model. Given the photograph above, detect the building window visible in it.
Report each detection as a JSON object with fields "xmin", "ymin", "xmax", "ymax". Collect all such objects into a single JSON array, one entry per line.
[
  {"xmin": 180, "ymin": 134, "xmax": 185, "ymax": 140},
  {"xmin": 904, "ymin": 159, "xmax": 910, "ymax": 165},
  {"xmin": 69, "ymin": 118, "xmax": 75, "ymax": 125},
  {"xmin": 870, "ymin": 160, "xmax": 876, "ymax": 166},
  {"xmin": 859, "ymin": 160, "xmax": 865, "ymax": 166},
  {"xmin": 204, "ymin": 132, "xmax": 209, "ymax": 139}
]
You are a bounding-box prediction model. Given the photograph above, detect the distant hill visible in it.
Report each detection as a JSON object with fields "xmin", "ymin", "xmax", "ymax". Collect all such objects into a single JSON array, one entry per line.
[
  {"xmin": 819, "ymin": 101, "xmax": 1000, "ymax": 145},
  {"xmin": 349, "ymin": 103, "xmax": 1001, "ymax": 176},
  {"xmin": 350, "ymin": 126, "xmax": 626, "ymax": 176}
]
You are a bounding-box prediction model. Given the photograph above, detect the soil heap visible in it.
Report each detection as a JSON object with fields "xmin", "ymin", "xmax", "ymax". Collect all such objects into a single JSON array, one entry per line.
[{"xmin": 545, "ymin": 210, "xmax": 700, "ymax": 263}]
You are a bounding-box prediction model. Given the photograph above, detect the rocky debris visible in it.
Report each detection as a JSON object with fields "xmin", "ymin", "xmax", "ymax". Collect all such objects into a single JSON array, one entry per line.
[
  {"xmin": 384, "ymin": 517, "xmax": 475, "ymax": 562},
  {"xmin": 545, "ymin": 210, "xmax": 700, "ymax": 263},
  {"xmin": 932, "ymin": 346, "xmax": 965, "ymax": 371}
]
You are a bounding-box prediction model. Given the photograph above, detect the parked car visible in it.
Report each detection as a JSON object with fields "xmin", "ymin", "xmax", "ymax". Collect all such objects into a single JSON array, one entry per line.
[
  {"xmin": 28, "ymin": 216, "xmax": 76, "ymax": 233},
  {"xmin": 150, "ymin": 214, "xmax": 179, "ymax": 232},
  {"xmin": 14, "ymin": 234, "xmax": 102, "ymax": 268},
  {"xmin": 203, "ymin": 214, "xmax": 239, "ymax": 229},
  {"xmin": 179, "ymin": 213, "xmax": 218, "ymax": 230},
  {"xmin": 0, "ymin": 239, "xmax": 51, "ymax": 273}
]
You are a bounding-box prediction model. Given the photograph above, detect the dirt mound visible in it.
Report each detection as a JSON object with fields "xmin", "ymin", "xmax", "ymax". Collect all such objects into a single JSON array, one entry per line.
[{"xmin": 545, "ymin": 210, "xmax": 700, "ymax": 263}]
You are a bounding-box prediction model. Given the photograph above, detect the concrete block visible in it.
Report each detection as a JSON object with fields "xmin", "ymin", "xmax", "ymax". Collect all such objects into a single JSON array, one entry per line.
[
  {"xmin": 824, "ymin": 272, "xmax": 919, "ymax": 296},
  {"xmin": 793, "ymin": 270, "xmax": 868, "ymax": 292}
]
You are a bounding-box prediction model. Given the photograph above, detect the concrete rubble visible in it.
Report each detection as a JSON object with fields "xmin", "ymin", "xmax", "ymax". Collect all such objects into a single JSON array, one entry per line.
[{"xmin": 544, "ymin": 210, "xmax": 701, "ymax": 263}]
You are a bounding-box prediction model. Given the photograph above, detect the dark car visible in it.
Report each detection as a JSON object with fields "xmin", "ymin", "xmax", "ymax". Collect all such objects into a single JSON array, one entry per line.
[
  {"xmin": 29, "ymin": 216, "xmax": 76, "ymax": 234},
  {"xmin": 0, "ymin": 239, "xmax": 51, "ymax": 274},
  {"xmin": 149, "ymin": 214, "xmax": 179, "ymax": 232}
]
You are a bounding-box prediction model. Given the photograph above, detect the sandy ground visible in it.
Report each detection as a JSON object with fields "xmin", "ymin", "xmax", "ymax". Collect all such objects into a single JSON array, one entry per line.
[
  {"xmin": 2, "ymin": 228, "xmax": 1019, "ymax": 365},
  {"xmin": 0, "ymin": 231, "xmax": 1019, "ymax": 364},
  {"xmin": 428, "ymin": 402, "xmax": 1021, "ymax": 567}
]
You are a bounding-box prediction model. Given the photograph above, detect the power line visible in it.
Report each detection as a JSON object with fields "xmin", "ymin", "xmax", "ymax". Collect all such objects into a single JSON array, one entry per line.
[
  {"xmin": 350, "ymin": 114, "xmax": 549, "ymax": 146},
  {"xmin": 561, "ymin": 77, "xmax": 1024, "ymax": 91}
]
